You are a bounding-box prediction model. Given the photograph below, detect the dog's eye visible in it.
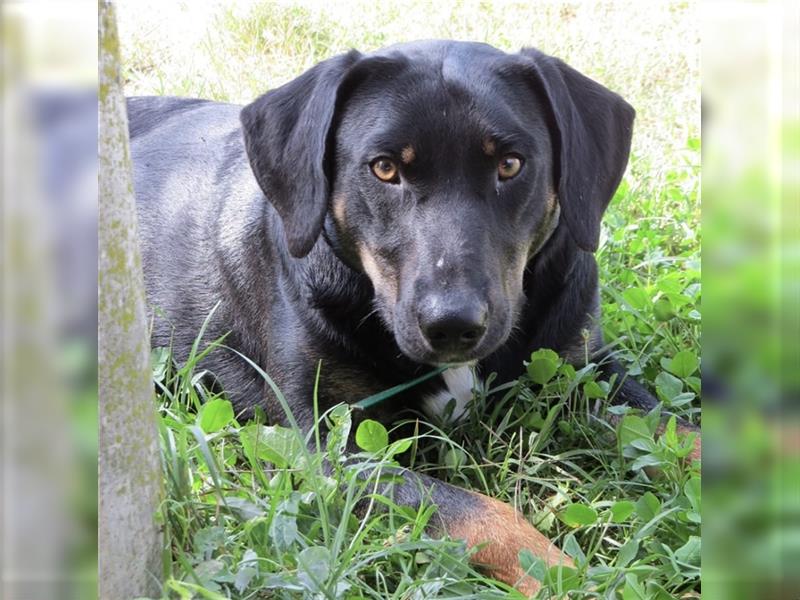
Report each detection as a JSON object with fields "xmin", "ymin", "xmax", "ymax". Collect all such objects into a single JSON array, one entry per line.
[
  {"xmin": 498, "ymin": 155, "xmax": 523, "ymax": 180},
  {"xmin": 370, "ymin": 158, "xmax": 399, "ymax": 183}
]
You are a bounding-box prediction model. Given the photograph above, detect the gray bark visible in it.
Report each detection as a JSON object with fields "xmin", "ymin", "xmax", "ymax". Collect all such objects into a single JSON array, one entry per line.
[{"xmin": 98, "ymin": 2, "xmax": 163, "ymax": 598}]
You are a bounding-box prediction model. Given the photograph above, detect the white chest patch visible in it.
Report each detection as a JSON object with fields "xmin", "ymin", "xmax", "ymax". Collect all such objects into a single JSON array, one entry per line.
[{"xmin": 421, "ymin": 366, "xmax": 481, "ymax": 422}]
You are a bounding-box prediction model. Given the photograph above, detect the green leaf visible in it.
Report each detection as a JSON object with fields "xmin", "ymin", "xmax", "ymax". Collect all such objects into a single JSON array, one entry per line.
[
  {"xmin": 261, "ymin": 574, "xmax": 305, "ymax": 592},
  {"xmin": 653, "ymin": 296, "xmax": 675, "ymax": 321},
  {"xmin": 527, "ymin": 349, "xmax": 561, "ymax": 385},
  {"xmin": 240, "ymin": 424, "xmax": 304, "ymax": 469},
  {"xmin": 675, "ymin": 535, "xmax": 701, "ymax": 565},
  {"xmin": 609, "ymin": 500, "xmax": 636, "ymax": 523},
  {"xmin": 387, "ymin": 438, "xmax": 412, "ymax": 457},
  {"xmin": 635, "ymin": 492, "xmax": 661, "ymax": 522},
  {"xmin": 151, "ymin": 346, "xmax": 170, "ymax": 382},
  {"xmin": 613, "ymin": 178, "xmax": 631, "ymax": 202},
  {"xmin": 684, "ymin": 476, "xmax": 701, "ymax": 513},
  {"xmin": 630, "ymin": 453, "xmax": 663, "ymax": 471},
  {"xmin": 519, "ymin": 549, "xmax": 547, "ymax": 582},
  {"xmin": 618, "ymin": 415, "xmax": 651, "ymax": 448},
  {"xmin": 560, "ymin": 503, "xmax": 598, "ymax": 527},
  {"xmin": 165, "ymin": 579, "xmax": 229, "ymax": 600},
  {"xmin": 297, "ymin": 546, "xmax": 331, "ymax": 592},
  {"xmin": 645, "ymin": 581, "xmax": 674, "ymax": 600},
  {"xmin": 616, "ymin": 538, "xmax": 639, "ymax": 568},
  {"xmin": 666, "ymin": 350, "xmax": 699, "ymax": 378},
  {"xmin": 622, "ymin": 287, "xmax": 649, "ymax": 311},
  {"xmin": 234, "ymin": 549, "xmax": 258, "ymax": 594},
  {"xmin": 663, "ymin": 415, "xmax": 678, "ymax": 447},
  {"xmin": 629, "ymin": 438, "xmax": 657, "ymax": 452},
  {"xmin": 355, "ymin": 419, "xmax": 389, "ymax": 453},
  {"xmin": 622, "ymin": 573, "xmax": 647, "ymax": 600},
  {"xmin": 269, "ymin": 494, "xmax": 300, "ymax": 551},
  {"xmin": 224, "ymin": 497, "xmax": 263, "ymax": 521},
  {"xmin": 531, "ymin": 402, "xmax": 564, "ymax": 453},
  {"xmin": 643, "ymin": 405, "xmax": 662, "ymax": 432},
  {"xmin": 669, "ymin": 392, "xmax": 697, "ymax": 408},
  {"xmin": 655, "ymin": 371, "xmax": 683, "ymax": 402},
  {"xmin": 583, "ymin": 380, "xmax": 606, "ymax": 399},
  {"xmin": 326, "ymin": 403, "xmax": 352, "ymax": 458},
  {"xmin": 444, "ymin": 447, "xmax": 466, "ymax": 469},
  {"xmin": 198, "ymin": 399, "xmax": 234, "ymax": 433},
  {"xmin": 545, "ymin": 565, "xmax": 580, "ymax": 592},
  {"xmin": 189, "ymin": 426, "xmax": 221, "ymax": 488},
  {"xmin": 193, "ymin": 526, "xmax": 226, "ymax": 560},
  {"xmin": 562, "ymin": 533, "xmax": 586, "ymax": 565}
]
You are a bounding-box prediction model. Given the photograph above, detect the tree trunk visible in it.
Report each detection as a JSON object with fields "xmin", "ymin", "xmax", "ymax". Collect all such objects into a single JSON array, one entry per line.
[{"xmin": 98, "ymin": 2, "xmax": 163, "ymax": 598}]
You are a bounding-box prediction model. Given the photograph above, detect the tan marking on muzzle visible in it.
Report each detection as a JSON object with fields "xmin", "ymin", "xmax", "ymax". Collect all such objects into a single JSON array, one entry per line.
[
  {"xmin": 545, "ymin": 191, "xmax": 557, "ymax": 212},
  {"xmin": 505, "ymin": 192, "xmax": 562, "ymax": 297},
  {"xmin": 332, "ymin": 192, "xmax": 347, "ymax": 228},
  {"xmin": 357, "ymin": 242, "xmax": 398, "ymax": 304},
  {"xmin": 482, "ymin": 138, "xmax": 496, "ymax": 156},
  {"xmin": 401, "ymin": 145, "xmax": 416, "ymax": 164},
  {"xmin": 529, "ymin": 192, "xmax": 561, "ymax": 257}
]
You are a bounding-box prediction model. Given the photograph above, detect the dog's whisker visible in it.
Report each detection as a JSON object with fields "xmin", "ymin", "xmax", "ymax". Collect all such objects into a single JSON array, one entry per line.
[{"xmin": 355, "ymin": 307, "xmax": 380, "ymax": 331}]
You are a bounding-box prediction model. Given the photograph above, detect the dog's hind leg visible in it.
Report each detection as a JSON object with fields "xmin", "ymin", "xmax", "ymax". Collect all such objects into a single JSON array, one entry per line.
[{"xmin": 376, "ymin": 470, "xmax": 573, "ymax": 596}]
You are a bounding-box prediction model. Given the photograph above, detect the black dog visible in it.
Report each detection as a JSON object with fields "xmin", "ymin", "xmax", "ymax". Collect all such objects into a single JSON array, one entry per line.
[{"xmin": 128, "ymin": 40, "xmax": 698, "ymax": 594}]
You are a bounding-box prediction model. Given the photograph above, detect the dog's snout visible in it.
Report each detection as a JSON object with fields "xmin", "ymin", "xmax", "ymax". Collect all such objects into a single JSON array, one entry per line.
[{"xmin": 418, "ymin": 294, "xmax": 488, "ymax": 354}]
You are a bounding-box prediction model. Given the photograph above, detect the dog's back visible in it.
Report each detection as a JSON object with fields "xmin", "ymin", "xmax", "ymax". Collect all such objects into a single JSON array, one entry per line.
[{"xmin": 127, "ymin": 97, "xmax": 267, "ymax": 378}]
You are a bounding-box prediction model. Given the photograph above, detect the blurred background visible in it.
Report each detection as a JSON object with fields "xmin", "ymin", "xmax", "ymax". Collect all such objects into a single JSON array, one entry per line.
[
  {"xmin": 700, "ymin": 2, "xmax": 800, "ymax": 598},
  {"xmin": 0, "ymin": 0, "xmax": 796, "ymax": 598},
  {"xmin": 2, "ymin": 2, "xmax": 97, "ymax": 599}
]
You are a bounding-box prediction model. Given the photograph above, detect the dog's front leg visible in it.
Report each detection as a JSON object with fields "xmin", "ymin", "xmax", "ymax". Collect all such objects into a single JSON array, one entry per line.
[{"xmin": 386, "ymin": 470, "xmax": 573, "ymax": 596}]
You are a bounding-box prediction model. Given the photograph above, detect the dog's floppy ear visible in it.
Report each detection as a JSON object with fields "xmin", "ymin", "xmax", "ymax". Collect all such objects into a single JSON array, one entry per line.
[
  {"xmin": 241, "ymin": 50, "xmax": 362, "ymax": 257},
  {"xmin": 518, "ymin": 48, "xmax": 635, "ymax": 252}
]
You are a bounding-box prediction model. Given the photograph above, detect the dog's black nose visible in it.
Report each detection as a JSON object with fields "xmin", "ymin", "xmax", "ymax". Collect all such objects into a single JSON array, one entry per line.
[{"xmin": 418, "ymin": 296, "xmax": 488, "ymax": 354}]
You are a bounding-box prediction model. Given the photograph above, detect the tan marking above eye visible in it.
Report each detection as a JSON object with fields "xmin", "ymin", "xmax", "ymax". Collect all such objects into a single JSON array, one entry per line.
[
  {"xmin": 370, "ymin": 157, "xmax": 399, "ymax": 182},
  {"xmin": 482, "ymin": 138, "xmax": 496, "ymax": 156},
  {"xmin": 498, "ymin": 154, "xmax": 523, "ymax": 180},
  {"xmin": 401, "ymin": 145, "xmax": 415, "ymax": 164}
]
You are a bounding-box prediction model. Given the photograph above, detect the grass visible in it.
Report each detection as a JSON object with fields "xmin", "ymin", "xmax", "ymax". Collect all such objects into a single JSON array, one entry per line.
[
  {"xmin": 119, "ymin": 1, "xmax": 700, "ymax": 597},
  {"xmin": 149, "ymin": 316, "xmax": 700, "ymax": 598}
]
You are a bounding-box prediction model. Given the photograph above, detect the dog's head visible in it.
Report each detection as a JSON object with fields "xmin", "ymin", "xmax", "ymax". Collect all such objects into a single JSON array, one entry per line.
[{"xmin": 241, "ymin": 41, "xmax": 634, "ymax": 365}]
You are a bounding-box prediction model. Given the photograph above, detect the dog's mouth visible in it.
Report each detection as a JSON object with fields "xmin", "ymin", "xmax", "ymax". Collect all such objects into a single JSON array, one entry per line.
[
  {"xmin": 394, "ymin": 332, "xmax": 504, "ymax": 367},
  {"xmin": 390, "ymin": 306, "xmax": 511, "ymax": 367}
]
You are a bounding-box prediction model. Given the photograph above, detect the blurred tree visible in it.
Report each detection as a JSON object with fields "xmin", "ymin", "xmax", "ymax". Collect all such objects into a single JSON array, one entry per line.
[{"xmin": 98, "ymin": 2, "xmax": 162, "ymax": 597}]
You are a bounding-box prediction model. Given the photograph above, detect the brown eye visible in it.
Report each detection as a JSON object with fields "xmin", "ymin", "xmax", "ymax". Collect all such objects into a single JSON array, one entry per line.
[
  {"xmin": 498, "ymin": 155, "xmax": 523, "ymax": 180},
  {"xmin": 370, "ymin": 157, "xmax": 399, "ymax": 183}
]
